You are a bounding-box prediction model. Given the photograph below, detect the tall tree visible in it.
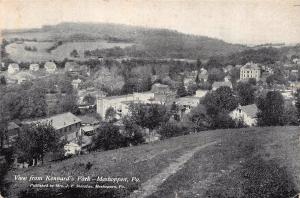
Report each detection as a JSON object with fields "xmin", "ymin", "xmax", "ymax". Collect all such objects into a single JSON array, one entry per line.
[
  {"xmin": 16, "ymin": 122, "xmax": 59, "ymax": 165},
  {"xmin": 91, "ymin": 122, "xmax": 127, "ymax": 151},
  {"xmin": 176, "ymin": 83, "xmax": 188, "ymax": 97},
  {"xmin": 257, "ymin": 91, "xmax": 285, "ymax": 126},
  {"xmin": 128, "ymin": 103, "xmax": 170, "ymax": 130},
  {"xmin": 207, "ymin": 68, "xmax": 225, "ymax": 83},
  {"xmin": 296, "ymin": 89, "xmax": 300, "ymax": 120},
  {"xmin": 236, "ymin": 82, "xmax": 256, "ymax": 105},
  {"xmin": 202, "ymin": 86, "xmax": 238, "ymax": 116},
  {"xmin": 105, "ymin": 107, "xmax": 117, "ymax": 121}
]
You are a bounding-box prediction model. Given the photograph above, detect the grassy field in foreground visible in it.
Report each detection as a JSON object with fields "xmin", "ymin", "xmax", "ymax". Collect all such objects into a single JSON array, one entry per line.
[{"xmin": 5, "ymin": 126, "xmax": 300, "ymax": 198}]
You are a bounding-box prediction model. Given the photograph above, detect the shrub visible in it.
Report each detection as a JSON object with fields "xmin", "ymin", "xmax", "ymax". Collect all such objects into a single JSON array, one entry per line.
[
  {"xmin": 158, "ymin": 121, "xmax": 190, "ymax": 140},
  {"xmin": 90, "ymin": 122, "xmax": 127, "ymax": 151}
]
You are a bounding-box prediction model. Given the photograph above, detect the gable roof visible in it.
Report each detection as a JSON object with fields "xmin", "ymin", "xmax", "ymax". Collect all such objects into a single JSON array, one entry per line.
[
  {"xmin": 77, "ymin": 115, "xmax": 100, "ymax": 125},
  {"xmin": 8, "ymin": 63, "xmax": 19, "ymax": 69},
  {"xmin": 175, "ymin": 96, "xmax": 200, "ymax": 107},
  {"xmin": 24, "ymin": 112, "xmax": 81, "ymax": 130},
  {"xmin": 212, "ymin": 81, "xmax": 232, "ymax": 89},
  {"xmin": 8, "ymin": 122, "xmax": 20, "ymax": 131},
  {"xmin": 65, "ymin": 62, "xmax": 80, "ymax": 71},
  {"xmin": 44, "ymin": 62, "xmax": 57, "ymax": 70},
  {"xmin": 198, "ymin": 73, "xmax": 208, "ymax": 79},
  {"xmin": 241, "ymin": 62, "xmax": 260, "ymax": 70},
  {"xmin": 240, "ymin": 104, "xmax": 258, "ymax": 118}
]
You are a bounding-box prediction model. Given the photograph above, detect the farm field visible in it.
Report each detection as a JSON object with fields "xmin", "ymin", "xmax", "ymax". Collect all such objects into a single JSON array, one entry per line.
[
  {"xmin": 5, "ymin": 40, "xmax": 133, "ymax": 62},
  {"xmin": 5, "ymin": 126, "xmax": 300, "ymax": 198}
]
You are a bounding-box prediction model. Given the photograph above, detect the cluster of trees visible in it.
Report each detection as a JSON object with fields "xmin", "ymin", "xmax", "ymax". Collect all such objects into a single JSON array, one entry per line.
[
  {"xmin": 0, "ymin": 74, "xmax": 79, "ymax": 121},
  {"xmin": 24, "ymin": 46, "xmax": 37, "ymax": 52},
  {"xmin": 70, "ymin": 49, "xmax": 80, "ymax": 58},
  {"xmin": 16, "ymin": 122, "xmax": 61, "ymax": 165},
  {"xmin": 46, "ymin": 41, "xmax": 63, "ymax": 53},
  {"xmin": 84, "ymin": 47, "xmax": 125, "ymax": 58},
  {"xmin": 90, "ymin": 103, "xmax": 172, "ymax": 151},
  {"xmin": 257, "ymin": 90, "xmax": 299, "ymax": 126}
]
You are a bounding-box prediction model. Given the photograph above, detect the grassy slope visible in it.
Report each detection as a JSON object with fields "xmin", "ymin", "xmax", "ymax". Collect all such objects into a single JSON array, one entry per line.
[
  {"xmin": 6, "ymin": 126, "xmax": 300, "ymax": 197},
  {"xmin": 2, "ymin": 22, "xmax": 247, "ymax": 59}
]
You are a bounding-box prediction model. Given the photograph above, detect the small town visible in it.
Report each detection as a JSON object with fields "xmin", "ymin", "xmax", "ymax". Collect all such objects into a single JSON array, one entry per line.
[{"xmin": 1, "ymin": 1, "xmax": 300, "ymax": 198}]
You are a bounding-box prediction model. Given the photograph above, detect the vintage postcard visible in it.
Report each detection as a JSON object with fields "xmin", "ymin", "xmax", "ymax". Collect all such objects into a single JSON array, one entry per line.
[{"xmin": 0, "ymin": 0, "xmax": 300, "ymax": 197}]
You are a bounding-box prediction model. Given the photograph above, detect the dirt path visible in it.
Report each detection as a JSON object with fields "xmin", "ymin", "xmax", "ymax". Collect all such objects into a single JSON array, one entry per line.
[{"xmin": 129, "ymin": 141, "xmax": 218, "ymax": 198}]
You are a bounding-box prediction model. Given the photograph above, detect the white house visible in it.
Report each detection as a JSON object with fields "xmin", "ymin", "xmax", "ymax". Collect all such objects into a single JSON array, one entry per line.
[
  {"xmin": 133, "ymin": 91, "xmax": 155, "ymax": 103},
  {"xmin": 212, "ymin": 81, "xmax": 233, "ymax": 91},
  {"xmin": 175, "ymin": 96, "xmax": 200, "ymax": 114},
  {"xmin": 292, "ymin": 58, "xmax": 300, "ymax": 64},
  {"xmin": 64, "ymin": 142, "xmax": 81, "ymax": 156},
  {"xmin": 240, "ymin": 62, "xmax": 261, "ymax": 81},
  {"xmin": 8, "ymin": 63, "xmax": 20, "ymax": 74},
  {"xmin": 195, "ymin": 89, "xmax": 208, "ymax": 98},
  {"xmin": 97, "ymin": 94, "xmax": 134, "ymax": 119},
  {"xmin": 72, "ymin": 79, "xmax": 82, "ymax": 89},
  {"xmin": 44, "ymin": 62, "xmax": 57, "ymax": 73},
  {"xmin": 230, "ymin": 104, "xmax": 258, "ymax": 127},
  {"xmin": 29, "ymin": 64, "xmax": 39, "ymax": 71},
  {"xmin": 96, "ymin": 91, "xmax": 157, "ymax": 120}
]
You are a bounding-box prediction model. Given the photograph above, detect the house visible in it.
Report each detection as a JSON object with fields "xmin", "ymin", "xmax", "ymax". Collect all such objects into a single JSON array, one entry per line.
[
  {"xmin": 212, "ymin": 81, "xmax": 233, "ymax": 91},
  {"xmin": 230, "ymin": 104, "xmax": 258, "ymax": 127},
  {"xmin": 133, "ymin": 92, "xmax": 155, "ymax": 103},
  {"xmin": 97, "ymin": 94, "xmax": 134, "ymax": 119},
  {"xmin": 23, "ymin": 112, "xmax": 82, "ymax": 142},
  {"xmin": 64, "ymin": 142, "xmax": 81, "ymax": 156},
  {"xmin": 71, "ymin": 79, "xmax": 82, "ymax": 89},
  {"xmin": 14, "ymin": 72, "xmax": 35, "ymax": 84},
  {"xmin": 7, "ymin": 63, "xmax": 20, "ymax": 74},
  {"xmin": 240, "ymin": 62, "xmax": 261, "ymax": 81},
  {"xmin": 151, "ymin": 83, "xmax": 176, "ymax": 104},
  {"xmin": 44, "ymin": 62, "xmax": 57, "ymax": 73},
  {"xmin": 198, "ymin": 73, "xmax": 208, "ymax": 82},
  {"xmin": 29, "ymin": 64, "xmax": 39, "ymax": 71},
  {"xmin": 77, "ymin": 115, "xmax": 100, "ymax": 136},
  {"xmin": 3, "ymin": 122, "xmax": 20, "ymax": 148},
  {"xmin": 195, "ymin": 89, "xmax": 208, "ymax": 98},
  {"xmin": 151, "ymin": 83, "xmax": 170, "ymax": 93},
  {"xmin": 224, "ymin": 65, "xmax": 234, "ymax": 73},
  {"xmin": 200, "ymin": 68, "xmax": 208, "ymax": 74},
  {"xmin": 96, "ymin": 91, "xmax": 158, "ymax": 120},
  {"xmin": 175, "ymin": 96, "xmax": 200, "ymax": 114},
  {"xmin": 65, "ymin": 62, "xmax": 89, "ymax": 76},
  {"xmin": 292, "ymin": 58, "xmax": 300, "ymax": 64},
  {"xmin": 224, "ymin": 75, "xmax": 231, "ymax": 82}
]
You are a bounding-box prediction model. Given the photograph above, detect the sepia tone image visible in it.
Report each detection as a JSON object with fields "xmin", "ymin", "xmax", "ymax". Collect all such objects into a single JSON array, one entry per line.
[{"xmin": 0, "ymin": 0, "xmax": 300, "ymax": 197}]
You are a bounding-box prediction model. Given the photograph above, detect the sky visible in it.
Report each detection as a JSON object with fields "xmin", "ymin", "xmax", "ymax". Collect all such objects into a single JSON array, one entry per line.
[{"xmin": 0, "ymin": 0, "xmax": 300, "ymax": 45}]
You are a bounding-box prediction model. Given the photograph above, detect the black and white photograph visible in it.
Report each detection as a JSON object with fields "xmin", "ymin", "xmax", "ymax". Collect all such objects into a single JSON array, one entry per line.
[{"xmin": 0, "ymin": 0, "xmax": 300, "ymax": 197}]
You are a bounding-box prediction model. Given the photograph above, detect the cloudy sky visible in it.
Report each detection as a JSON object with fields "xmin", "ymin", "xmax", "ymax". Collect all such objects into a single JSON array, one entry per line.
[{"xmin": 0, "ymin": 0, "xmax": 300, "ymax": 45}]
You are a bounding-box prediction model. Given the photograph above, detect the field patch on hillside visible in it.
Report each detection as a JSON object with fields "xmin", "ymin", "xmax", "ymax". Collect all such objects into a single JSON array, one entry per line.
[{"xmin": 5, "ymin": 40, "xmax": 133, "ymax": 62}]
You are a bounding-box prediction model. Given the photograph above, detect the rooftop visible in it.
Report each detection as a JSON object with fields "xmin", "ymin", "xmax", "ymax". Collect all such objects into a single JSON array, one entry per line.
[
  {"xmin": 241, "ymin": 62, "xmax": 260, "ymax": 70},
  {"xmin": 8, "ymin": 122, "xmax": 20, "ymax": 131},
  {"xmin": 8, "ymin": 63, "xmax": 19, "ymax": 68},
  {"xmin": 240, "ymin": 104, "xmax": 258, "ymax": 118},
  {"xmin": 212, "ymin": 81, "xmax": 232, "ymax": 89},
  {"xmin": 23, "ymin": 112, "xmax": 81, "ymax": 130},
  {"xmin": 77, "ymin": 115, "xmax": 100, "ymax": 125},
  {"xmin": 44, "ymin": 62, "xmax": 57, "ymax": 69}
]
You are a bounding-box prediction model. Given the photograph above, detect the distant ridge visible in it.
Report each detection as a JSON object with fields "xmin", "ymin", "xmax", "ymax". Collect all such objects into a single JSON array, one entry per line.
[{"xmin": 2, "ymin": 22, "xmax": 248, "ymax": 59}]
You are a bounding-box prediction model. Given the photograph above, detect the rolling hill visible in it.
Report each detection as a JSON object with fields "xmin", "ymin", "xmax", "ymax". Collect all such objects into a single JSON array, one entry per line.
[
  {"xmin": 4, "ymin": 126, "xmax": 300, "ymax": 198},
  {"xmin": 2, "ymin": 22, "xmax": 247, "ymax": 60}
]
